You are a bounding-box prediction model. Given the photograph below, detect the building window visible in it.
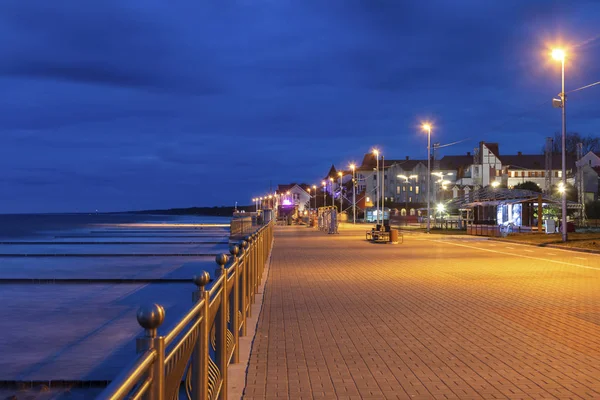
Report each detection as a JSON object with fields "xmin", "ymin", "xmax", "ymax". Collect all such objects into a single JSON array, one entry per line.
[
  {"xmin": 396, "ymin": 186, "xmax": 400, "ymax": 194},
  {"xmin": 555, "ymin": 171, "xmax": 559, "ymax": 177},
  {"xmin": 409, "ymin": 197, "xmax": 412, "ymax": 202},
  {"xmin": 415, "ymin": 186, "xmax": 419, "ymax": 194},
  {"xmin": 558, "ymin": 171, "xmax": 562, "ymax": 178},
  {"xmin": 521, "ymin": 171, "xmax": 525, "ymax": 177},
  {"xmin": 410, "ymin": 186, "xmax": 413, "ymax": 192},
  {"xmin": 541, "ymin": 171, "xmax": 545, "ymax": 177},
  {"xmin": 401, "ymin": 208, "xmax": 406, "ymax": 216},
  {"xmin": 410, "ymin": 208, "xmax": 416, "ymax": 216}
]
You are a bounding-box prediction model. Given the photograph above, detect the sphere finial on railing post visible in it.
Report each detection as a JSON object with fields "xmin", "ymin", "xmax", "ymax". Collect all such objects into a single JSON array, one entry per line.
[
  {"xmin": 215, "ymin": 253, "xmax": 229, "ymax": 277},
  {"xmin": 193, "ymin": 270, "xmax": 210, "ymax": 290},
  {"xmin": 136, "ymin": 303, "xmax": 165, "ymax": 338},
  {"xmin": 192, "ymin": 270, "xmax": 211, "ymax": 302},
  {"xmin": 229, "ymin": 244, "xmax": 239, "ymax": 258},
  {"xmin": 240, "ymin": 240, "xmax": 248, "ymax": 251}
]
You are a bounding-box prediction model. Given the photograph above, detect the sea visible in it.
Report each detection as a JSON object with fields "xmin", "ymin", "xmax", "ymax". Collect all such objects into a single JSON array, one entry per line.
[{"xmin": 0, "ymin": 213, "xmax": 233, "ymax": 399}]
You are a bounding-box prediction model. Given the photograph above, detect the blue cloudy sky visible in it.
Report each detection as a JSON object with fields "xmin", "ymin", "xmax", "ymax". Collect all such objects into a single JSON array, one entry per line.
[{"xmin": 1, "ymin": 0, "xmax": 599, "ymax": 212}]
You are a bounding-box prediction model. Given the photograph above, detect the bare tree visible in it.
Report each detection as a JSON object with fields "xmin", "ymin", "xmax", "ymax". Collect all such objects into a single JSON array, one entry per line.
[{"xmin": 543, "ymin": 132, "xmax": 600, "ymax": 156}]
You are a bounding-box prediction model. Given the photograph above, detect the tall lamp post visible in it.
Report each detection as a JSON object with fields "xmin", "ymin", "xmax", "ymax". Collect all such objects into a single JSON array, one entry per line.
[
  {"xmin": 329, "ymin": 178, "xmax": 334, "ymax": 207},
  {"xmin": 373, "ymin": 149, "xmax": 380, "ymax": 225},
  {"xmin": 321, "ymin": 181, "xmax": 326, "ymax": 208},
  {"xmin": 552, "ymin": 48, "xmax": 568, "ymax": 242},
  {"xmin": 312, "ymin": 185, "xmax": 317, "ymax": 214},
  {"xmin": 350, "ymin": 164, "xmax": 356, "ymax": 224},
  {"xmin": 381, "ymin": 155, "xmax": 385, "ymax": 225},
  {"xmin": 422, "ymin": 124, "xmax": 432, "ymax": 233},
  {"xmin": 338, "ymin": 171, "xmax": 343, "ymax": 214}
]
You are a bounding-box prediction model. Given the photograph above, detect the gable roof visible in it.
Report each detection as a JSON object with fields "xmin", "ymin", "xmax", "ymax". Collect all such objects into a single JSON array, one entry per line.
[
  {"xmin": 277, "ymin": 183, "xmax": 310, "ymax": 194},
  {"xmin": 500, "ymin": 154, "xmax": 576, "ymax": 170},
  {"xmin": 438, "ymin": 155, "xmax": 473, "ymax": 170},
  {"xmin": 481, "ymin": 142, "xmax": 500, "ymax": 158},
  {"xmin": 324, "ymin": 164, "xmax": 338, "ymax": 179},
  {"xmin": 388, "ymin": 159, "xmax": 427, "ymax": 171}
]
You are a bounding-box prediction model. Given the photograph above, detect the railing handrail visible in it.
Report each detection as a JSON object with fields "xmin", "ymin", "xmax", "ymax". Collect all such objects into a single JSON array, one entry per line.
[
  {"xmin": 96, "ymin": 220, "xmax": 274, "ymax": 400},
  {"xmin": 97, "ymin": 349, "xmax": 157, "ymax": 400}
]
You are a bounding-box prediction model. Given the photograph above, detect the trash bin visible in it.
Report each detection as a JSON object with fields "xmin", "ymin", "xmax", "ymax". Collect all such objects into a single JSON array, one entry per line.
[{"xmin": 390, "ymin": 229, "xmax": 399, "ymax": 244}]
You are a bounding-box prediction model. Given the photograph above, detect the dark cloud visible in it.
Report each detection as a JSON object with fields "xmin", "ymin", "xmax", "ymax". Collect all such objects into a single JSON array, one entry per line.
[{"xmin": 0, "ymin": 0, "xmax": 599, "ymax": 212}]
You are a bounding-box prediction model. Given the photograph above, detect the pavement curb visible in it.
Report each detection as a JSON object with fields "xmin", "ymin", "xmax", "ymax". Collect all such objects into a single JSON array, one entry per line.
[
  {"xmin": 227, "ymin": 240, "xmax": 274, "ymax": 400},
  {"xmin": 489, "ymin": 237, "xmax": 600, "ymax": 255}
]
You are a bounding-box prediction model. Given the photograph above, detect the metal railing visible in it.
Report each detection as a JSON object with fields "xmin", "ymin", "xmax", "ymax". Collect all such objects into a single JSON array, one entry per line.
[
  {"xmin": 230, "ymin": 215, "xmax": 256, "ymax": 237},
  {"xmin": 97, "ymin": 221, "xmax": 274, "ymax": 400}
]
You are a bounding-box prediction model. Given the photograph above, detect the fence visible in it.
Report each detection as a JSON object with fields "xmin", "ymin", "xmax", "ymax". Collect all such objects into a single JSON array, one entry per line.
[
  {"xmin": 97, "ymin": 221, "xmax": 274, "ymax": 400},
  {"xmin": 229, "ymin": 215, "xmax": 255, "ymax": 237},
  {"xmin": 317, "ymin": 206, "xmax": 338, "ymax": 234}
]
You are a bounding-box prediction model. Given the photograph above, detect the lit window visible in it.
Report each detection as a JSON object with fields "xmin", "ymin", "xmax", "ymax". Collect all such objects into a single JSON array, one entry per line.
[
  {"xmin": 396, "ymin": 186, "xmax": 400, "ymax": 194},
  {"xmin": 415, "ymin": 186, "xmax": 419, "ymax": 194},
  {"xmin": 409, "ymin": 197, "xmax": 412, "ymax": 202},
  {"xmin": 410, "ymin": 186, "xmax": 413, "ymax": 192}
]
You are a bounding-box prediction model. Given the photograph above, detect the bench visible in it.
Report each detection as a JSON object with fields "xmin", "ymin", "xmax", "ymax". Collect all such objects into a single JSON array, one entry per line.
[{"xmin": 366, "ymin": 230, "xmax": 390, "ymax": 242}]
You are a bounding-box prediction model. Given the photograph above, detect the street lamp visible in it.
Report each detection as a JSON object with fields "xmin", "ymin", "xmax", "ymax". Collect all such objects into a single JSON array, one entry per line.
[
  {"xmin": 338, "ymin": 171, "xmax": 343, "ymax": 215},
  {"xmin": 349, "ymin": 163, "xmax": 356, "ymax": 224},
  {"xmin": 422, "ymin": 123, "xmax": 432, "ymax": 233},
  {"xmin": 372, "ymin": 149, "xmax": 380, "ymax": 225},
  {"xmin": 329, "ymin": 177, "xmax": 334, "ymax": 207},
  {"xmin": 551, "ymin": 47, "xmax": 568, "ymax": 242},
  {"xmin": 312, "ymin": 185, "xmax": 317, "ymax": 214},
  {"xmin": 321, "ymin": 181, "xmax": 326, "ymax": 208}
]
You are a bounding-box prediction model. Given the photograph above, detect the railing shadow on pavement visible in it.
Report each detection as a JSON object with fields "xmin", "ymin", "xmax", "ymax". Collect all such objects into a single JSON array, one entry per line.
[{"xmin": 96, "ymin": 221, "xmax": 274, "ymax": 400}]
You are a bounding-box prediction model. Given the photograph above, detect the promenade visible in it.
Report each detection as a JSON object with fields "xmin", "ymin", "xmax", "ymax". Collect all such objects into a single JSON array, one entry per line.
[{"xmin": 244, "ymin": 225, "xmax": 600, "ymax": 400}]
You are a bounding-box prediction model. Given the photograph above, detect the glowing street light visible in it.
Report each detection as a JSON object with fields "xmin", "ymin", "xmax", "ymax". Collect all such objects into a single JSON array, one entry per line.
[
  {"xmin": 550, "ymin": 47, "xmax": 568, "ymax": 242},
  {"xmin": 552, "ymin": 48, "xmax": 565, "ymax": 61},
  {"xmin": 372, "ymin": 148, "xmax": 380, "ymax": 225},
  {"xmin": 349, "ymin": 163, "xmax": 356, "ymax": 224},
  {"xmin": 312, "ymin": 185, "xmax": 317, "ymax": 213},
  {"xmin": 329, "ymin": 177, "xmax": 334, "ymax": 207},
  {"xmin": 491, "ymin": 181, "xmax": 500, "ymax": 188},
  {"xmin": 338, "ymin": 171, "xmax": 343, "ymax": 215},
  {"xmin": 322, "ymin": 181, "xmax": 326, "ymax": 207},
  {"xmin": 422, "ymin": 123, "xmax": 432, "ymax": 233}
]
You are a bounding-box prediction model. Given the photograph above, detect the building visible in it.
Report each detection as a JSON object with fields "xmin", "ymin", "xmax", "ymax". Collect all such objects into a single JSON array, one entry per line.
[
  {"xmin": 276, "ymin": 183, "xmax": 311, "ymax": 212},
  {"xmin": 577, "ymin": 151, "xmax": 600, "ymax": 202},
  {"xmin": 447, "ymin": 142, "xmax": 576, "ymax": 199}
]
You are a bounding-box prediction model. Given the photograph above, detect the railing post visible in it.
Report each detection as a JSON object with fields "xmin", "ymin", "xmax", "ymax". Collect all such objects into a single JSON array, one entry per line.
[
  {"xmin": 244, "ymin": 235, "xmax": 253, "ymax": 316},
  {"xmin": 252, "ymin": 233, "xmax": 259, "ymax": 295},
  {"xmin": 239, "ymin": 240, "xmax": 248, "ymax": 336},
  {"xmin": 192, "ymin": 271, "xmax": 210, "ymax": 400},
  {"xmin": 229, "ymin": 245, "xmax": 240, "ymax": 363},
  {"xmin": 215, "ymin": 253, "xmax": 229, "ymax": 400},
  {"xmin": 136, "ymin": 304, "xmax": 166, "ymax": 400}
]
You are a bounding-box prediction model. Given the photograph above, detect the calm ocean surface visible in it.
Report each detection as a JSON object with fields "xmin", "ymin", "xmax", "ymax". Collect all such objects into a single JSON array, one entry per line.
[
  {"xmin": 0, "ymin": 212, "xmax": 233, "ymax": 398},
  {"xmin": 0, "ymin": 213, "xmax": 231, "ymax": 239}
]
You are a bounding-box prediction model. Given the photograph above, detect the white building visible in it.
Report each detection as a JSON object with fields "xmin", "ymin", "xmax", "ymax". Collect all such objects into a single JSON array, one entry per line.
[{"xmin": 276, "ymin": 183, "xmax": 311, "ymax": 212}]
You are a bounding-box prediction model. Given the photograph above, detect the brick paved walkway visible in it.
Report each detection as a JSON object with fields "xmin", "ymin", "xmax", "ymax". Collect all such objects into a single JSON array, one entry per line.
[{"xmin": 243, "ymin": 226, "xmax": 600, "ymax": 400}]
